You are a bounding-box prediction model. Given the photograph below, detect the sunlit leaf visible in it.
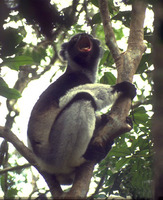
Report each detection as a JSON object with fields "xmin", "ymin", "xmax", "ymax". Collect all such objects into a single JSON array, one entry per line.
[
  {"xmin": 116, "ymin": 158, "xmax": 130, "ymax": 171},
  {"xmin": 109, "ymin": 147, "xmax": 131, "ymax": 157},
  {"xmin": 0, "ymin": 78, "xmax": 21, "ymax": 99},
  {"xmin": 136, "ymin": 53, "xmax": 152, "ymax": 74},
  {"xmin": 100, "ymin": 72, "xmax": 116, "ymax": 85},
  {"xmin": 1, "ymin": 56, "xmax": 34, "ymax": 71},
  {"xmin": 133, "ymin": 106, "xmax": 149, "ymax": 125}
]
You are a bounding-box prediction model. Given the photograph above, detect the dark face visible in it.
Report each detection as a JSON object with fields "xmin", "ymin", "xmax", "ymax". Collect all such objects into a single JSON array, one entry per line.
[{"xmin": 60, "ymin": 33, "xmax": 103, "ymax": 70}]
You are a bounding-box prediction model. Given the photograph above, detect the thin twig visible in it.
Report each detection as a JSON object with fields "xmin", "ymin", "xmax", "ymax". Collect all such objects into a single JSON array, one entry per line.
[
  {"xmin": 0, "ymin": 126, "xmax": 37, "ymax": 166},
  {"xmin": 0, "ymin": 163, "xmax": 31, "ymax": 175}
]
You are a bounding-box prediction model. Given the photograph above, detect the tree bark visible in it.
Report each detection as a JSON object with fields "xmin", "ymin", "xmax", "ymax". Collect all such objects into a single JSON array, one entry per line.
[
  {"xmin": 0, "ymin": 0, "xmax": 147, "ymax": 198},
  {"xmin": 93, "ymin": 0, "xmax": 147, "ymax": 153},
  {"xmin": 152, "ymin": 1, "xmax": 163, "ymax": 199}
]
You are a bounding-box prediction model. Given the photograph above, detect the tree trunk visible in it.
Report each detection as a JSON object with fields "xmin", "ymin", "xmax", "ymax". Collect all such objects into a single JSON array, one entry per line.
[{"xmin": 152, "ymin": 1, "xmax": 163, "ymax": 199}]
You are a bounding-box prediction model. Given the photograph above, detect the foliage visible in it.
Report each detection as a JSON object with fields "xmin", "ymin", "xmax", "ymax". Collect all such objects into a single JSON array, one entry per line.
[
  {"xmin": 94, "ymin": 110, "xmax": 153, "ymax": 199},
  {"xmin": 0, "ymin": 0, "xmax": 154, "ymax": 199}
]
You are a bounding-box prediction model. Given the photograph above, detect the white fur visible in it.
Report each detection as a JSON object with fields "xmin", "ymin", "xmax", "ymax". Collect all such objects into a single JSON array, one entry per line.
[
  {"xmin": 60, "ymin": 83, "xmax": 119, "ymax": 111},
  {"xmin": 28, "ymin": 83, "xmax": 120, "ymax": 184}
]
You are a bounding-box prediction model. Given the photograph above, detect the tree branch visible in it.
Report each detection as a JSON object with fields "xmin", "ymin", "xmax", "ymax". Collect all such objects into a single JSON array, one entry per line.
[
  {"xmin": 65, "ymin": 161, "xmax": 95, "ymax": 198},
  {"xmin": 0, "ymin": 126, "xmax": 64, "ymax": 197},
  {"xmin": 0, "ymin": 126, "xmax": 37, "ymax": 166},
  {"xmin": 98, "ymin": 0, "xmax": 121, "ymax": 62},
  {"xmin": 70, "ymin": 1, "xmax": 147, "ymax": 198},
  {"xmin": 0, "ymin": 163, "xmax": 31, "ymax": 175},
  {"xmin": 93, "ymin": 0, "xmax": 147, "ymax": 145},
  {"xmin": 0, "ymin": 1, "xmax": 147, "ymax": 198},
  {"xmin": 68, "ymin": 1, "xmax": 147, "ymax": 198},
  {"xmin": 0, "ymin": 126, "xmax": 92, "ymax": 198},
  {"xmin": 118, "ymin": 0, "xmax": 147, "ymax": 83}
]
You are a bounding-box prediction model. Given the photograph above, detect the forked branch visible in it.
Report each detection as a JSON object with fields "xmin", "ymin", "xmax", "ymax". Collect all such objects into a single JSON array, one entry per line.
[
  {"xmin": 83, "ymin": 0, "xmax": 147, "ymax": 198},
  {"xmin": 0, "ymin": 1, "xmax": 147, "ymax": 198}
]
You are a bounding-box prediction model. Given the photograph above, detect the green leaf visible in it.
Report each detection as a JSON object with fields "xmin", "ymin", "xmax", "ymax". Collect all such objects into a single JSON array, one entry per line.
[
  {"xmin": 108, "ymin": 0, "xmax": 119, "ymax": 15},
  {"xmin": 136, "ymin": 53, "xmax": 152, "ymax": 74},
  {"xmin": 99, "ymin": 49, "xmax": 114, "ymax": 67},
  {"xmin": 1, "ymin": 174, "xmax": 5, "ymax": 192},
  {"xmin": 90, "ymin": 0, "xmax": 99, "ymax": 7},
  {"xmin": 108, "ymin": 173, "xmax": 118, "ymax": 186},
  {"xmin": 92, "ymin": 13, "xmax": 101, "ymax": 24},
  {"xmin": 116, "ymin": 158, "xmax": 130, "ymax": 171},
  {"xmin": 100, "ymin": 50, "xmax": 114, "ymax": 66},
  {"xmin": 133, "ymin": 106, "xmax": 149, "ymax": 125},
  {"xmin": 109, "ymin": 147, "xmax": 131, "ymax": 157},
  {"xmin": 94, "ymin": 194, "xmax": 106, "ymax": 198},
  {"xmin": 6, "ymin": 188, "xmax": 18, "ymax": 198},
  {"xmin": 130, "ymin": 138, "xmax": 139, "ymax": 153},
  {"xmin": 137, "ymin": 149, "xmax": 149, "ymax": 157},
  {"xmin": 1, "ymin": 28, "xmax": 23, "ymax": 56},
  {"xmin": 112, "ymin": 11, "xmax": 131, "ymax": 27},
  {"xmin": 32, "ymin": 47, "xmax": 47, "ymax": 63},
  {"xmin": 0, "ymin": 78, "xmax": 21, "ymax": 99},
  {"xmin": 100, "ymin": 72, "xmax": 116, "ymax": 85},
  {"xmin": 113, "ymin": 27, "xmax": 124, "ymax": 40},
  {"xmin": 100, "ymin": 50, "xmax": 109, "ymax": 65},
  {"xmin": 1, "ymin": 56, "xmax": 34, "ymax": 71}
]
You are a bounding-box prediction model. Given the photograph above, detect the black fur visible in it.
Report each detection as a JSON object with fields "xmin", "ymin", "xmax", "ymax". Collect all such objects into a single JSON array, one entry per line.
[
  {"xmin": 27, "ymin": 33, "xmax": 136, "ymax": 185},
  {"xmin": 33, "ymin": 72, "xmax": 92, "ymax": 112},
  {"xmin": 60, "ymin": 33, "xmax": 103, "ymax": 70},
  {"xmin": 112, "ymin": 81, "xmax": 136, "ymax": 99}
]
